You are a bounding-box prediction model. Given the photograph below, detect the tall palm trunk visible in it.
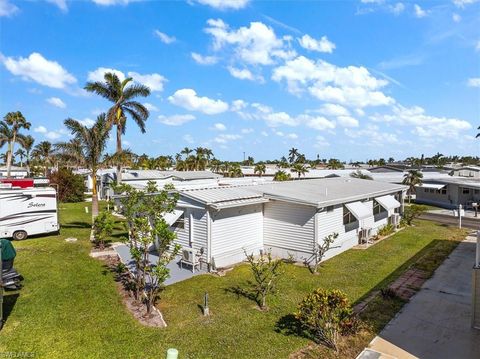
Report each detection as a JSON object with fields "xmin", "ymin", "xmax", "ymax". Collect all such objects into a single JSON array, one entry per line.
[
  {"xmin": 6, "ymin": 131, "xmax": 16, "ymax": 177},
  {"xmin": 116, "ymin": 125, "xmax": 122, "ymax": 184},
  {"xmin": 92, "ymin": 170, "xmax": 99, "ymax": 220},
  {"xmin": 26, "ymin": 153, "xmax": 30, "ymax": 177}
]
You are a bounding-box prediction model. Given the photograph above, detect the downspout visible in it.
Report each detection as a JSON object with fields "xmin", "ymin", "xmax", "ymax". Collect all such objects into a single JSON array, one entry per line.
[
  {"xmin": 206, "ymin": 208, "xmax": 212, "ymax": 267},
  {"xmin": 314, "ymin": 208, "xmax": 319, "ymax": 253}
]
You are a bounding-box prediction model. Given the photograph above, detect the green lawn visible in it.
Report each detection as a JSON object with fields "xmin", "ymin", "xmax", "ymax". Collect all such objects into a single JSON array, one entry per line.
[{"xmin": 0, "ymin": 202, "xmax": 467, "ymax": 358}]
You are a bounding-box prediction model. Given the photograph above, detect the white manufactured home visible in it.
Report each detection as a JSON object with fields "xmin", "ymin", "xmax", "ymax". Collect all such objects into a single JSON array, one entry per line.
[{"xmin": 162, "ymin": 178, "xmax": 407, "ymax": 268}]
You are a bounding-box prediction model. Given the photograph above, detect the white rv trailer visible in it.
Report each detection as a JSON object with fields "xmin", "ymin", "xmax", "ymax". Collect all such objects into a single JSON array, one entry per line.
[{"xmin": 0, "ymin": 186, "xmax": 59, "ymax": 240}]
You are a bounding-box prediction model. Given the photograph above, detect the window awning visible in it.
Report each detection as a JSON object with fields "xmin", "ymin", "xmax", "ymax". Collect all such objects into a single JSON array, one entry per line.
[
  {"xmin": 163, "ymin": 209, "xmax": 184, "ymax": 226},
  {"xmin": 345, "ymin": 201, "xmax": 372, "ymax": 221},
  {"xmin": 416, "ymin": 183, "xmax": 446, "ymax": 190},
  {"xmin": 375, "ymin": 195, "xmax": 401, "ymax": 211}
]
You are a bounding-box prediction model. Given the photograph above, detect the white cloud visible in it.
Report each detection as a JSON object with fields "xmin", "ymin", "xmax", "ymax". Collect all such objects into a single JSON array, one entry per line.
[
  {"xmin": 286, "ymin": 133, "xmax": 298, "ymax": 139},
  {"xmin": 158, "ymin": 114, "xmax": 196, "ymax": 126},
  {"xmin": 241, "ymin": 128, "xmax": 253, "ymax": 134},
  {"xmin": 154, "ymin": 30, "xmax": 176, "ymax": 44},
  {"xmin": 467, "ymin": 78, "xmax": 480, "ymax": 87},
  {"xmin": 193, "ymin": 0, "xmax": 250, "ymax": 10},
  {"xmin": 261, "ymin": 131, "xmax": 268, "ymax": 137},
  {"xmin": 78, "ymin": 118, "xmax": 96, "ymax": 127},
  {"xmin": 413, "ymin": 4, "xmax": 427, "ymax": 18},
  {"xmin": 390, "ymin": 2, "xmax": 405, "ymax": 15},
  {"xmin": 317, "ymin": 103, "xmax": 350, "ymax": 117},
  {"xmin": 213, "ymin": 133, "xmax": 242, "ymax": 144},
  {"xmin": 298, "ymin": 35, "xmax": 336, "ymax": 53},
  {"xmin": 213, "ymin": 123, "xmax": 227, "ymax": 131},
  {"xmin": 227, "ymin": 66, "xmax": 263, "ymax": 82},
  {"xmin": 191, "ymin": 52, "xmax": 219, "ymax": 65},
  {"xmin": 47, "ymin": 0, "xmax": 68, "ymax": 11},
  {"xmin": 127, "ymin": 71, "xmax": 166, "ymax": 92},
  {"xmin": 168, "ymin": 88, "xmax": 229, "ymax": 115},
  {"xmin": 143, "ymin": 103, "xmax": 159, "ymax": 112},
  {"xmin": 0, "ymin": 0, "xmax": 18, "ymax": 17},
  {"xmin": 336, "ymin": 115, "xmax": 359, "ymax": 128},
  {"xmin": 301, "ymin": 115, "xmax": 336, "ymax": 131},
  {"xmin": 46, "ymin": 97, "xmax": 66, "ymax": 108},
  {"xmin": 204, "ymin": 19, "xmax": 296, "ymax": 66},
  {"xmin": 272, "ymin": 55, "xmax": 393, "ymax": 108},
  {"xmin": 183, "ymin": 134, "xmax": 194, "ymax": 144},
  {"xmin": 92, "ymin": 0, "xmax": 133, "ymax": 5},
  {"xmin": 87, "ymin": 67, "xmax": 125, "ymax": 82},
  {"xmin": 453, "ymin": 0, "xmax": 479, "ymax": 8},
  {"xmin": 87, "ymin": 67, "xmax": 166, "ymax": 92},
  {"xmin": 370, "ymin": 105, "xmax": 472, "ymax": 139},
  {"xmin": 264, "ymin": 112, "xmax": 299, "ymax": 127},
  {"xmin": 452, "ymin": 13, "xmax": 461, "ymax": 22},
  {"xmin": 231, "ymin": 99, "xmax": 248, "ymax": 112},
  {"xmin": 314, "ymin": 135, "xmax": 330, "ymax": 148},
  {"xmin": 345, "ymin": 124, "xmax": 401, "ymax": 146},
  {"xmin": 2, "ymin": 52, "xmax": 76, "ymax": 89},
  {"xmin": 34, "ymin": 126, "xmax": 48, "ymax": 134}
]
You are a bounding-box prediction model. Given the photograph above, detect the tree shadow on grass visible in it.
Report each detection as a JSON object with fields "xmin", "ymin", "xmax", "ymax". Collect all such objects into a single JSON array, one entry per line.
[
  {"xmin": 274, "ymin": 313, "xmax": 310, "ymax": 339},
  {"xmin": 224, "ymin": 284, "xmax": 260, "ymax": 307},
  {"xmin": 61, "ymin": 221, "xmax": 91, "ymax": 229}
]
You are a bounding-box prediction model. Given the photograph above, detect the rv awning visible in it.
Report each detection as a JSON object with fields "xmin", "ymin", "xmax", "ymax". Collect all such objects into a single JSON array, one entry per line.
[
  {"xmin": 375, "ymin": 195, "xmax": 401, "ymax": 211},
  {"xmin": 163, "ymin": 209, "xmax": 184, "ymax": 226},
  {"xmin": 417, "ymin": 183, "xmax": 446, "ymax": 190},
  {"xmin": 345, "ymin": 201, "xmax": 372, "ymax": 221}
]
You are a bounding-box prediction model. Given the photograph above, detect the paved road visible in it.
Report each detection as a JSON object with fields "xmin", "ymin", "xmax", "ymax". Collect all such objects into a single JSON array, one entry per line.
[
  {"xmin": 420, "ymin": 212, "xmax": 480, "ymax": 230},
  {"xmin": 368, "ymin": 236, "xmax": 480, "ymax": 359}
]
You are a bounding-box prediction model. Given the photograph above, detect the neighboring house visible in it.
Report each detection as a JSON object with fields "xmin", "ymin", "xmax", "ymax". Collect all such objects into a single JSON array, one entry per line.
[
  {"xmin": 158, "ymin": 178, "xmax": 407, "ymax": 268},
  {"xmin": 368, "ymin": 166, "xmax": 405, "ymax": 173},
  {"xmin": 0, "ymin": 166, "xmax": 28, "ymax": 178},
  {"xmin": 416, "ymin": 177, "xmax": 480, "ymax": 209},
  {"xmin": 449, "ymin": 166, "xmax": 480, "ymax": 178}
]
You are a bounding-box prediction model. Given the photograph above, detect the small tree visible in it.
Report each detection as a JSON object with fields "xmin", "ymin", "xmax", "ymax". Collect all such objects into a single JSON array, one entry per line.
[
  {"xmin": 244, "ymin": 250, "xmax": 283, "ymax": 310},
  {"xmin": 48, "ymin": 168, "xmax": 85, "ymax": 202},
  {"xmin": 116, "ymin": 181, "xmax": 180, "ymax": 316},
  {"xmin": 310, "ymin": 233, "xmax": 338, "ymax": 274},
  {"xmin": 295, "ymin": 289, "xmax": 355, "ymax": 351},
  {"xmin": 403, "ymin": 204, "xmax": 427, "ymax": 226},
  {"xmin": 93, "ymin": 210, "xmax": 115, "ymax": 250}
]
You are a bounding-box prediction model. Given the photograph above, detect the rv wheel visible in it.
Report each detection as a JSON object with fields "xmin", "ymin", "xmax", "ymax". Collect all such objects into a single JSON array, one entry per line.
[{"xmin": 13, "ymin": 230, "xmax": 28, "ymax": 241}]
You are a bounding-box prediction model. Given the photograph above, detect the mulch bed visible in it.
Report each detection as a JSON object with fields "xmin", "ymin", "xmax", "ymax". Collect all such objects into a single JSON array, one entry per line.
[{"xmin": 96, "ymin": 254, "xmax": 167, "ymax": 328}]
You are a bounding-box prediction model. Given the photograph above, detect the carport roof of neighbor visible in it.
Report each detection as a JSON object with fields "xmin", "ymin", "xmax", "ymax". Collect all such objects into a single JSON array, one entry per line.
[{"xmin": 179, "ymin": 178, "xmax": 407, "ymax": 209}]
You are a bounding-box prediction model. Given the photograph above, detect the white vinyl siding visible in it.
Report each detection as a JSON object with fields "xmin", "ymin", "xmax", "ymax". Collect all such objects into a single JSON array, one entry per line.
[
  {"xmin": 173, "ymin": 207, "xmax": 208, "ymax": 261},
  {"xmin": 263, "ymin": 201, "xmax": 316, "ymax": 259},
  {"xmin": 211, "ymin": 204, "xmax": 263, "ymax": 268}
]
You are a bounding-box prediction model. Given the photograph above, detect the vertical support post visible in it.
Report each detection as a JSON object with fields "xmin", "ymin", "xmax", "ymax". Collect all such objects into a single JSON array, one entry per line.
[
  {"xmin": 476, "ymin": 231, "xmax": 480, "ymax": 269},
  {"xmin": 203, "ymin": 292, "xmax": 210, "ymax": 316},
  {"xmin": 459, "ymin": 204, "xmax": 462, "ymax": 229}
]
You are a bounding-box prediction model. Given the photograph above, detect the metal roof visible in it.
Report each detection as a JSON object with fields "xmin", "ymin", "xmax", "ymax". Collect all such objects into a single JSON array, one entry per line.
[
  {"xmin": 423, "ymin": 177, "xmax": 480, "ymax": 188},
  {"xmin": 180, "ymin": 177, "xmax": 407, "ymax": 208}
]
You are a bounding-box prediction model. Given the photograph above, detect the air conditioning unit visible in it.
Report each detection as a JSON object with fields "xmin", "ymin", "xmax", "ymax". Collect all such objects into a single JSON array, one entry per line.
[
  {"xmin": 391, "ymin": 213, "xmax": 400, "ymax": 227},
  {"xmin": 358, "ymin": 228, "xmax": 372, "ymax": 243}
]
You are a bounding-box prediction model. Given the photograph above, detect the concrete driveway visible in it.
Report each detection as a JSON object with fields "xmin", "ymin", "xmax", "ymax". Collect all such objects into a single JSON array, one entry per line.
[{"xmin": 366, "ymin": 234, "xmax": 480, "ymax": 359}]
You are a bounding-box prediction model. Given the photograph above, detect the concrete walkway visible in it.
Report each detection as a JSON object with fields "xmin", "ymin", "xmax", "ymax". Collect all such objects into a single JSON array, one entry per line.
[{"xmin": 365, "ymin": 234, "xmax": 480, "ymax": 359}]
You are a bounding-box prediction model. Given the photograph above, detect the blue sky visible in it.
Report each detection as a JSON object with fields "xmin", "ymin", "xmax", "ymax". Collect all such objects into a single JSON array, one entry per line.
[{"xmin": 0, "ymin": 0, "xmax": 479, "ymax": 162}]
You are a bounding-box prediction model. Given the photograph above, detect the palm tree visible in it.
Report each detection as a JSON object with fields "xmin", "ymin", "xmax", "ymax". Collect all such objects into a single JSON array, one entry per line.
[
  {"xmin": 1, "ymin": 112, "xmax": 31, "ymax": 177},
  {"xmin": 22, "ymin": 135, "xmax": 35, "ymax": 176},
  {"xmin": 327, "ymin": 158, "xmax": 344, "ymax": 169},
  {"xmin": 291, "ymin": 162, "xmax": 308, "ymax": 179},
  {"xmin": 288, "ymin": 147, "xmax": 299, "ymax": 164},
  {"xmin": 59, "ymin": 114, "xmax": 110, "ymax": 218},
  {"xmin": 32, "ymin": 141, "xmax": 55, "ymax": 176},
  {"xmin": 181, "ymin": 147, "xmax": 193, "ymax": 158},
  {"xmin": 402, "ymin": 169, "xmax": 423, "ymax": 204},
  {"xmin": 84, "ymin": 72, "xmax": 151, "ymax": 184},
  {"xmin": 350, "ymin": 170, "xmax": 373, "ymax": 180},
  {"xmin": 477, "ymin": 126, "xmax": 479, "ymax": 138},
  {"xmin": 254, "ymin": 163, "xmax": 266, "ymax": 177},
  {"xmin": 14, "ymin": 148, "xmax": 26, "ymax": 167},
  {"xmin": 273, "ymin": 170, "xmax": 291, "ymax": 181}
]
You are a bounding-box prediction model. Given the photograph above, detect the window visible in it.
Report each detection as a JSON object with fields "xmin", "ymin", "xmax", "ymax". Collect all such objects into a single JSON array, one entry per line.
[
  {"xmin": 373, "ymin": 200, "xmax": 386, "ymax": 215},
  {"xmin": 326, "ymin": 205, "xmax": 334, "ymax": 213},
  {"xmin": 172, "ymin": 213, "xmax": 185, "ymax": 229},
  {"xmin": 441, "ymin": 188, "xmax": 447, "ymax": 195},
  {"xmin": 462, "ymin": 188, "xmax": 470, "ymax": 195},
  {"xmin": 475, "ymin": 189, "xmax": 479, "ymax": 195},
  {"xmin": 343, "ymin": 206, "xmax": 356, "ymax": 225}
]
